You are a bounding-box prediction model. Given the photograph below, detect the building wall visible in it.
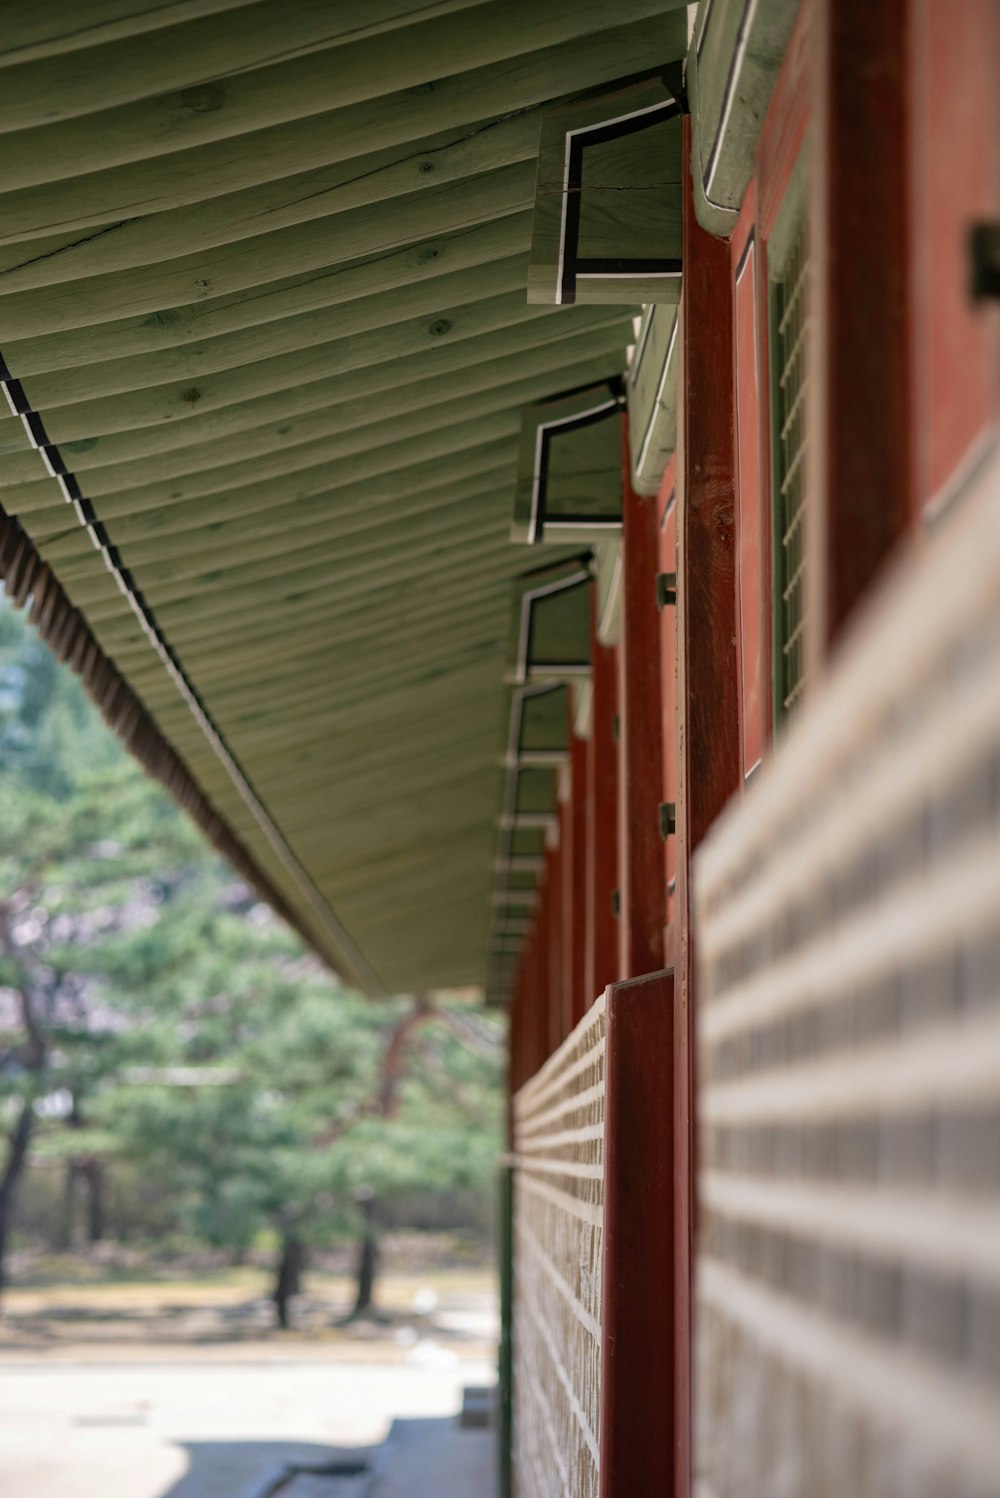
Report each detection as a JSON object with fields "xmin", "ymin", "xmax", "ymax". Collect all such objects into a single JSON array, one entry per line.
[{"xmin": 507, "ymin": 1, "xmax": 1000, "ymax": 1492}]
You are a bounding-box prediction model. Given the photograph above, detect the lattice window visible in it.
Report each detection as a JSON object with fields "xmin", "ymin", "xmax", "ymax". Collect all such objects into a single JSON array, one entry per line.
[
  {"xmin": 769, "ymin": 196, "xmax": 809, "ymax": 720},
  {"xmin": 695, "ymin": 457, "xmax": 1000, "ymax": 1498},
  {"xmin": 512, "ymin": 995, "xmax": 605, "ymax": 1498}
]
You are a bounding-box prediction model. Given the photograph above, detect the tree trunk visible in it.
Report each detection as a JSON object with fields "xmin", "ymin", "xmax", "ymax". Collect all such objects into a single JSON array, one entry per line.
[
  {"xmin": 55, "ymin": 1161, "xmax": 78, "ymax": 1252},
  {"xmin": 351, "ymin": 1192, "xmax": 379, "ymax": 1317},
  {"xmin": 0, "ymin": 1099, "xmax": 34, "ymax": 1302},
  {"xmin": 272, "ymin": 1228, "xmax": 305, "ymax": 1330},
  {"xmin": 83, "ymin": 1161, "xmax": 105, "ymax": 1244}
]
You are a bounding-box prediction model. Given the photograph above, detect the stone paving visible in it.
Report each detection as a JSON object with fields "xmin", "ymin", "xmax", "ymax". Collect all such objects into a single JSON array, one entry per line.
[{"xmin": 0, "ymin": 1354, "xmax": 496, "ymax": 1498}]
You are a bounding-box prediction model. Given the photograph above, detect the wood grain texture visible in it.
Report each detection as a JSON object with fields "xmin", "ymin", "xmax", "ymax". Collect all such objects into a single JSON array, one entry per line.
[
  {"xmin": 0, "ymin": 2, "xmax": 650, "ymax": 993},
  {"xmin": 586, "ymin": 598, "xmax": 620, "ymax": 1007},
  {"xmin": 675, "ymin": 117, "xmax": 741, "ymax": 1498},
  {"xmin": 600, "ymin": 969, "xmax": 676, "ymax": 1498},
  {"xmin": 811, "ymin": 0, "xmax": 913, "ymax": 657},
  {"xmin": 617, "ymin": 417, "xmax": 666, "ymax": 980}
]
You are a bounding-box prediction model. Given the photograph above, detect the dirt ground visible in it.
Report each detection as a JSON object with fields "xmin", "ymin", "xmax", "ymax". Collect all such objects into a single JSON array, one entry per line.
[
  {"xmin": 0, "ymin": 1265, "xmax": 498, "ymax": 1497},
  {"xmin": 1, "ymin": 1264, "xmax": 498, "ymax": 1358}
]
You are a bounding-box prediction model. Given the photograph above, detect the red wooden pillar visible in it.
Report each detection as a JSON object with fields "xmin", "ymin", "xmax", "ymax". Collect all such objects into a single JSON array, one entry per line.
[
  {"xmin": 567, "ymin": 728, "xmax": 589, "ymax": 1028},
  {"xmin": 586, "ymin": 596, "xmax": 620, "ymax": 1005},
  {"xmin": 545, "ymin": 842, "xmax": 563, "ymax": 1060},
  {"xmin": 617, "ymin": 420, "xmax": 666, "ymax": 981},
  {"xmin": 531, "ymin": 882, "xmax": 549, "ymax": 1077},
  {"xmin": 674, "ymin": 116, "xmax": 742, "ymax": 1498},
  {"xmin": 599, "ymin": 969, "xmax": 676, "ymax": 1498},
  {"xmin": 559, "ymin": 787, "xmax": 575, "ymax": 1040},
  {"xmin": 658, "ymin": 459, "xmax": 679, "ymax": 933},
  {"xmin": 810, "ymin": 0, "xmax": 914, "ymax": 662}
]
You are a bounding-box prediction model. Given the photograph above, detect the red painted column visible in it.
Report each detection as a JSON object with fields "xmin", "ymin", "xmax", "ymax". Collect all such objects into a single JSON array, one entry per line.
[
  {"xmin": 586, "ymin": 601, "xmax": 620, "ymax": 1005},
  {"xmin": 599, "ymin": 970, "xmax": 676, "ymax": 1498},
  {"xmin": 658, "ymin": 459, "xmax": 679, "ymax": 933},
  {"xmin": 531, "ymin": 884, "xmax": 549, "ymax": 1078},
  {"xmin": 545, "ymin": 842, "xmax": 563, "ymax": 1060},
  {"xmin": 617, "ymin": 419, "xmax": 666, "ymax": 981},
  {"xmin": 559, "ymin": 790, "xmax": 575, "ymax": 1041},
  {"xmin": 811, "ymin": 0, "xmax": 914, "ymax": 661},
  {"xmin": 567, "ymin": 729, "xmax": 589, "ymax": 1028},
  {"xmin": 674, "ymin": 116, "xmax": 742, "ymax": 1498}
]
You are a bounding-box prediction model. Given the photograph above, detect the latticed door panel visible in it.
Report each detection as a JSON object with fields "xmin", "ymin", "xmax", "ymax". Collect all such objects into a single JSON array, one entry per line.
[
  {"xmin": 511, "ymin": 972, "xmax": 677, "ymax": 1498},
  {"xmin": 512, "ymin": 995, "xmax": 606, "ymax": 1498},
  {"xmin": 695, "ymin": 460, "xmax": 1000, "ymax": 1498}
]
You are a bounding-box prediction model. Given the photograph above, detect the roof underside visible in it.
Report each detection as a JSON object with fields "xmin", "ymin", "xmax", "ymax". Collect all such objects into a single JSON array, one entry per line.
[{"xmin": 0, "ymin": 0, "xmax": 684, "ymax": 994}]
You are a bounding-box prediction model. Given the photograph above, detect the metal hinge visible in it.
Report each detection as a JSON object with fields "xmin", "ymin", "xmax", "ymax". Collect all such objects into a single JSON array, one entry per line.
[
  {"xmin": 658, "ymin": 801, "xmax": 676, "ymax": 840},
  {"xmin": 655, "ymin": 572, "xmax": 677, "ymax": 610}
]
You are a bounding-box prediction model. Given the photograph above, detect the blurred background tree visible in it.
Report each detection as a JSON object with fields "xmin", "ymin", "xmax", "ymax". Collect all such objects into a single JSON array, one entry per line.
[{"xmin": 0, "ymin": 598, "xmax": 503, "ymax": 1323}]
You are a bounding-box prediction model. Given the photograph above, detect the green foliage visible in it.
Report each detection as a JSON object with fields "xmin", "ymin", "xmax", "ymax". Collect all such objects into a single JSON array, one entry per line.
[{"xmin": 0, "ymin": 596, "xmax": 504, "ymax": 1264}]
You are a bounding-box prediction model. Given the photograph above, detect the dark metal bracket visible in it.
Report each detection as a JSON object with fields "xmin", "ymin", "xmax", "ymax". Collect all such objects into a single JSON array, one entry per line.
[
  {"xmin": 656, "ymin": 572, "xmax": 677, "ymax": 610},
  {"xmin": 970, "ymin": 222, "xmax": 1000, "ymax": 301}
]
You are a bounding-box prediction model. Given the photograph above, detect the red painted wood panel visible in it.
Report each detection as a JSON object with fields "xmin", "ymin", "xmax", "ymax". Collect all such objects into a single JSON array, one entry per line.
[
  {"xmin": 657, "ymin": 460, "xmax": 678, "ymax": 925},
  {"xmin": 599, "ymin": 968, "xmax": 676, "ymax": 1498},
  {"xmin": 618, "ymin": 419, "xmax": 666, "ymax": 980},
  {"xmin": 586, "ymin": 600, "xmax": 620, "ymax": 1006},
  {"xmin": 911, "ymin": 0, "xmax": 1000, "ymax": 517}
]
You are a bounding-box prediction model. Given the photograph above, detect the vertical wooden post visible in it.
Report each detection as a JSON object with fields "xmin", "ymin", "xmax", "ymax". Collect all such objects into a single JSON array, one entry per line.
[
  {"xmin": 675, "ymin": 115, "xmax": 741, "ymax": 1498},
  {"xmin": 599, "ymin": 969, "xmax": 676, "ymax": 1498},
  {"xmin": 810, "ymin": 0, "xmax": 913, "ymax": 661},
  {"xmin": 586, "ymin": 599, "xmax": 620, "ymax": 1005},
  {"xmin": 531, "ymin": 885, "xmax": 549, "ymax": 1077},
  {"xmin": 617, "ymin": 419, "xmax": 666, "ymax": 981},
  {"xmin": 567, "ymin": 729, "xmax": 589, "ymax": 1027},
  {"xmin": 545, "ymin": 843, "xmax": 563, "ymax": 1059},
  {"xmin": 559, "ymin": 788, "xmax": 575, "ymax": 1040}
]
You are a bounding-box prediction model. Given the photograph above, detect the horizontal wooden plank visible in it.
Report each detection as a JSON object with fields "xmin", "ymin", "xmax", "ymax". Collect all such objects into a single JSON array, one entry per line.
[
  {"xmin": 5, "ymin": 293, "xmax": 618, "ymax": 445},
  {"xmin": 0, "ymin": 5, "xmax": 668, "ymax": 188},
  {"xmin": 19, "ymin": 344, "xmax": 625, "ymax": 522},
  {"xmin": 0, "ymin": 2, "xmax": 259, "ymax": 68},
  {"xmin": 0, "ymin": 1, "xmax": 491, "ymax": 134}
]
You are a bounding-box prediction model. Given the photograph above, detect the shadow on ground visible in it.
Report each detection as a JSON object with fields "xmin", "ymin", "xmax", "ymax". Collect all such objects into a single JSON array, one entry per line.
[{"xmin": 157, "ymin": 1440, "xmax": 371, "ymax": 1498}]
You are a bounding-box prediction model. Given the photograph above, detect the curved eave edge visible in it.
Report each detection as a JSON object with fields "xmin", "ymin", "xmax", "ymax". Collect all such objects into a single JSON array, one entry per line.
[{"xmin": 0, "ymin": 501, "xmax": 384, "ymax": 997}]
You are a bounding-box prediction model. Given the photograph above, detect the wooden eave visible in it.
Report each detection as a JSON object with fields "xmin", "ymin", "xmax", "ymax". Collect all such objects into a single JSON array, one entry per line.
[{"xmin": 0, "ymin": 0, "xmax": 687, "ymax": 994}]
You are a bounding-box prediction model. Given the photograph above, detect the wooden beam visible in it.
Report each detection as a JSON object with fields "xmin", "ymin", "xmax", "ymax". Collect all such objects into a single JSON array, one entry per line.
[
  {"xmin": 0, "ymin": 164, "xmax": 535, "ymax": 331},
  {"xmin": 0, "ymin": 10, "xmax": 668, "ymax": 193},
  {"xmin": 6, "ymin": 312, "xmax": 626, "ymax": 496},
  {"xmin": 20, "ymin": 254, "xmax": 532, "ymax": 406},
  {"xmin": 10, "ymin": 297, "xmax": 625, "ymax": 446},
  {"xmin": 617, "ymin": 417, "xmax": 665, "ymax": 979},
  {"xmin": 0, "ymin": 2, "xmax": 492, "ymax": 130}
]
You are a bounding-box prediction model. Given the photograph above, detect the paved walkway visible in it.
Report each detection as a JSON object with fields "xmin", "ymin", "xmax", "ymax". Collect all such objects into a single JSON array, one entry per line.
[
  {"xmin": 368, "ymin": 1418, "xmax": 494, "ymax": 1498},
  {"xmin": 0, "ymin": 1355, "xmax": 496, "ymax": 1498}
]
